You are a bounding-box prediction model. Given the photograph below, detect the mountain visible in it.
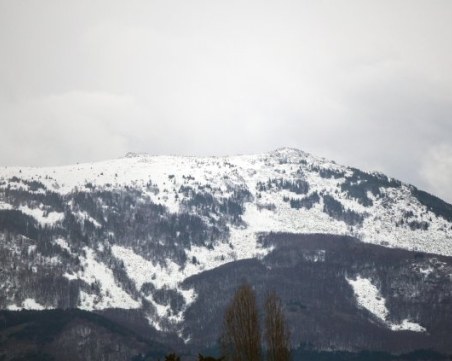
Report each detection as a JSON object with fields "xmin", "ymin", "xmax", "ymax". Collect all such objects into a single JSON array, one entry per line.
[
  {"xmin": 0, "ymin": 148, "xmax": 451, "ymax": 359},
  {"xmin": 0, "ymin": 309, "xmax": 169, "ymax": 361}
]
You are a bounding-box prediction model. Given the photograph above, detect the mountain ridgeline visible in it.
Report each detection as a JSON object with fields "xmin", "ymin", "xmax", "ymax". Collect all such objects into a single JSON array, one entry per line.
[{"xmin": 0, "ymin": 148, "xmax": 451, "ymax": 360}]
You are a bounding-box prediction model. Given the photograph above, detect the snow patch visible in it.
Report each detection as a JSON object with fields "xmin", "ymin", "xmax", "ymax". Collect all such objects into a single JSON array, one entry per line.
[
  {"xmin": 346, "ymin": 275, "xmax": 426, "ymax": 332},
  {"xmin": 6, "ymin": 304, "xmax": 21, "ymax": 311},
  {"xmin": 7, "ymin": 298, "xmax": 47, "ymax": 311},
  {"xmin": 0, "ymin": 201, "xmax": 12, "ymax": 210},
  {"xmin": 18, "ymin": 206, "xmax": 64, "ymax": 226},
  {"xmin": 419, "ymin": 266, "xmax": 434, "ymax": 276},
  {"xmin": 112, "ymin": 245, "xmax": 184, "ymax": 290},
  {"xmin": 112, "ymin": 245, "xmax": 197, "ymax": 330},
  {"xmin": 27, "ymin": 245, "xmax": 37, "ymax": 255},
  {"xmin": 346, "ymin": 276, "xmax": 389, "ymax": 322},
  {"xmin": 63, "ymin": 272, "xmax": 78, "ymax": 281},
  {"xmin": 69, "ymin": 247, "xmax": 141, "ymax": 310},
  {"xmin": 54, "ymin": 238, "xmax": 72, "ymax": 254},
  {"xmin": 74, "ymin": 211, "xmax": 101, "ymax": 228},
  {"xmin": 390, "ymin": 319, "xmax": 426, "ymax": 332}
]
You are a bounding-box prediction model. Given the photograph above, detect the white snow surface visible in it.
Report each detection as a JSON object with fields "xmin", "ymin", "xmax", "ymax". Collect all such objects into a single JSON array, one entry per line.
[
  {"xmin": 7, "ymin": 298, "xmax": 47, "ymax": 311},
  {"xmin": 112, "ymin": 245, "xmax": 183, "ymax": 290},
  {"xmin": 111, "ymin": 245, "xmax": 197, "ymax": 330},
  {"xmin": 346, "ymin": 275, "xmax": 426, "ymax": 332},
  {"xmin": 74, "ymin": 211, "xmax": 101, "ymax": 228},
  {"xmin": 54, "ymin": 238, "xmax": 72, "ymax": 253},
  {"xmin": 390, "ymin": 319, "xmax": 427, "ymax": 332},
  {"xmin": 64, "ymin": 247, "xmax": 141, "ymax": 310},
  {"xmin": 1, "ymin": 148, "xmax": 450, "ymax": 256},
  {"xmin": 0, "ymin": 201, "xmax": 12, "ymax": 210},
  {"xmin": 18, "ymin": 205, "xmax": 64, "ymax": 226},
  {"xmin": 346, "ymin": 276, "xmax": 389, "ymax": 322},
  {"xmin": 419, "ymin": 266, "xmax": 434, "ymax": 276},
  {"xmin": 0, "ymin": 148, "xmax": 450, "ymax": 331}
]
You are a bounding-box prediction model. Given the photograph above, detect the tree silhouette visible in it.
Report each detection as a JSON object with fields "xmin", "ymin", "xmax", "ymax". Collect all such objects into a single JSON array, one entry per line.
[
  {"xmin": 220, "ymin": 283, "xmax": 262, "ymax": 361},
  {"xmin": 165, "ymin": 353, "xmax": 180, "ymax": 361},
  {"xmin": 264, "ymin": 291, "xmax": 291, "ymax": 361}
]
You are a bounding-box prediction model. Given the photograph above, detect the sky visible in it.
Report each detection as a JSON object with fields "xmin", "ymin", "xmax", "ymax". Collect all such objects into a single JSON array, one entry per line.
[{"xmin": 1, "ymin": 0, "xmax": 451, "ymax": 202}]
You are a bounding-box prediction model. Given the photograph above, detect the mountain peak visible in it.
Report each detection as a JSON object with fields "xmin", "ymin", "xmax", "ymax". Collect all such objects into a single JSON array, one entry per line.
[
  {"xmin": 124, "ymin": 152, "xmax": 149, "ymax": 158},
  {"xmin": 123, "ymin": 148, "xmax": 309, "ymax": 160},
  {"xmin": 270, "ymin": 147, "xmax": 307, "ymax": 156}
]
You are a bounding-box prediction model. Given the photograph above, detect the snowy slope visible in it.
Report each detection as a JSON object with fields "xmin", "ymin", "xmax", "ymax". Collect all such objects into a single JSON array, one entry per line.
[
  {"xmin": 346, "ymin": 275, "xmax": 426, "ymax": 332},
  {"xmin": 1, "ymin": 148, "xmax": 451, "ymax": 333},
  {"xmin": 1, "ymin": 148, "xmax": 450, "ymax": 256}
]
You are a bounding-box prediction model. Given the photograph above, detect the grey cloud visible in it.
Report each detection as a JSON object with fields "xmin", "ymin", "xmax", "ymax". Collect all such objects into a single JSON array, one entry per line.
[
  {"xmin": 420, "ymin": 145, "xmax": 452, "ymax": 203},
  {"xmin": 0, "ymin": 92, "xmax": 141, "ymax": 165},
  {"xmin": 0, "ymin": 0, "xmax": 451, "ymax": 202}
]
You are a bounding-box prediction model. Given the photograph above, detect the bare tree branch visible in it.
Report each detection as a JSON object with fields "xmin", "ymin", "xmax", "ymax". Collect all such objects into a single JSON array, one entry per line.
[
  {"xmin": 221, "ymin": 283, "xmax": 262, "ymax": 361},
  {"xmin": 264, "ymin": 291, "xmax": 291, "ymax": 361}
]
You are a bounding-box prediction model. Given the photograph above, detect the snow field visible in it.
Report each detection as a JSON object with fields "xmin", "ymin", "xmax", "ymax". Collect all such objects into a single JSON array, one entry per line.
[
  {"xmin": 346, "ymin": 275, "xmax": 426, "ymax": 332},
  {"xmin": 64, "ymin": 247, "xmax": 141, "ymax": 310}
]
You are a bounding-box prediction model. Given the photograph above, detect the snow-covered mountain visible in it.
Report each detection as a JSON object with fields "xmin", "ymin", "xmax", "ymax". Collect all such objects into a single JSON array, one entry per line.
[{"xmin": 1, "ymin": 148, "xmax": 451, "ymax": 354}]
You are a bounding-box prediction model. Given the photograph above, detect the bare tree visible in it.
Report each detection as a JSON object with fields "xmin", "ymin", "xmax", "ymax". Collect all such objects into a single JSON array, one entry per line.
[
  {"xmin": 221, "ymin": 283, "xmax": 262, "ymax": 361},
  {"xmin": 264, "ymin": 291, "xmax": 291, "ymax": 361}
]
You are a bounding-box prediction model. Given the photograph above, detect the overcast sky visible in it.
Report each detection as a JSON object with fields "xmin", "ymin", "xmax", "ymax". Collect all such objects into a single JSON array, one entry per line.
[{"xmin": 1, "ymin": 0, "xmax": 451, "ymax": 202}]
